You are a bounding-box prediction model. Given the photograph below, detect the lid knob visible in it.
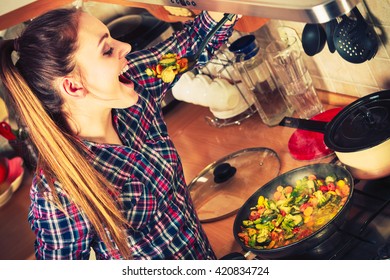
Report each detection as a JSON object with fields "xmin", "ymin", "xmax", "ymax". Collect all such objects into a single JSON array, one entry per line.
[
  {"xmin": 213, "ymin": 163, "xmax": 237, "ymax": 183},
  {"xmin": 358, "ymin": 106, "xmax": 376, "ymax": 126}
]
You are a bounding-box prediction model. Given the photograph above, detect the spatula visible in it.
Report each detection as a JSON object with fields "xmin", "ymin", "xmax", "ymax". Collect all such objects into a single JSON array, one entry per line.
[{"xmin": 182, "ymin": 13, "xmax": 235, "ymax": 73}]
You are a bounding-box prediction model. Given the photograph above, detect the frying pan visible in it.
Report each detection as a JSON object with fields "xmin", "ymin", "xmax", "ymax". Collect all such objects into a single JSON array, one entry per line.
[
  {"xmin": 232, "ymin": 163, "xmax": 354, "ymax": 259},
  {"xmin": 279, "ymin": 90, "xmax": 390, "ymax": 180}
]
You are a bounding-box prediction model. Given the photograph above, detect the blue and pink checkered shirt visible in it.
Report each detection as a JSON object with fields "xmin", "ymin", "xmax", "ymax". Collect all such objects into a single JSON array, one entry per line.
[{"xmin": 28, "ymin": 11, "xmax": 236, "ymax": 260}]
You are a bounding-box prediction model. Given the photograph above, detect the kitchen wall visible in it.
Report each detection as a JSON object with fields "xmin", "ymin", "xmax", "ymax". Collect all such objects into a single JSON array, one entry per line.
[{"xmin": 248, "ymin": 0, "xmax": 390, "ymax": 98}]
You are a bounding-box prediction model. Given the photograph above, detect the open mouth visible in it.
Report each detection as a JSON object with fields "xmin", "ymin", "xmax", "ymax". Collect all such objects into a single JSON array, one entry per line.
[
  {"xmin": 119, "ymin": 64, "xmax": 132, "ymax": 84},
  {"xmin": 119, "ymin": 74, "xmax": 132, "ymax": 84}
]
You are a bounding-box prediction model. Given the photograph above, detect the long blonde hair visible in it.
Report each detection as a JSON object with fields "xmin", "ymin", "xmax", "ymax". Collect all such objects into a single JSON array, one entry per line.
[{"xmin": 0, "ymin": 8, "xmax": 131, "ymax": 259}]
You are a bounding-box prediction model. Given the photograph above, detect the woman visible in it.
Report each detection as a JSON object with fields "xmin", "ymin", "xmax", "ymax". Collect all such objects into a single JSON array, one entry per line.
[{"xmin": 0, "ymin": 8, "xmax": 237, "ymax": 259}]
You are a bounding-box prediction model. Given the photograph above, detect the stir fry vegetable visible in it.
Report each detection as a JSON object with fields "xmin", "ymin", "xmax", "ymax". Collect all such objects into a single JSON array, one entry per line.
[
  {"xmin": 145, "ymin": 53, "xmax": 189, "ymax": 83},
  {"xmin": 238, "ymin": 174, "xmax": 351, "ymax": 250}
]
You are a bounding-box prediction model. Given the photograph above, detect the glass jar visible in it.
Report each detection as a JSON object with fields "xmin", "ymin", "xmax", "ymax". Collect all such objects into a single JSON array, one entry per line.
[{"xmin": 229, "ymin": 35, "xmax": 293, "ymax": 126}]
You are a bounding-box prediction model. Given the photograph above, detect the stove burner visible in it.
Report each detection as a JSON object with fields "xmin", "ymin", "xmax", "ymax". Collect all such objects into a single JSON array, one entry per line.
[{"xmin": 303, "ymin": 230, "xmax": 344, "ymax": 258}]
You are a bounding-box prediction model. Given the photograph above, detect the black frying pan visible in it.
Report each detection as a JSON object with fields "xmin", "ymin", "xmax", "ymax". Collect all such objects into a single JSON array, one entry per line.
[{"xmin": 232, "ymin": 163, "xmax": 354, "ymax": 259}]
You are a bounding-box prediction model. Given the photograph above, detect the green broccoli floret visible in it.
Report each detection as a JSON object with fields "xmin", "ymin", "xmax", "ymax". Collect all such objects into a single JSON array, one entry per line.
[
  {"xmin": 280, "ymin": 213, "xmax": 303, "ymax": 240},
  {"xmin": 313, "ymin": 190, "xmax": 331, "ymax": 207}
]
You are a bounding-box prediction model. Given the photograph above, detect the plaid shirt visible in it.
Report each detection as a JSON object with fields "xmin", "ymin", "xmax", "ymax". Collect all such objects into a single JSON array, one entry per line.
[{"xmin": 28, "ymin": 12, "xmax": 236, "ymax": 260}]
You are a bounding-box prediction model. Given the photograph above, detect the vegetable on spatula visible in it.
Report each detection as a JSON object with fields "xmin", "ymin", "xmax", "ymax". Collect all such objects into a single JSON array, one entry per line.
[{"xmin": 145, "ymin": 53, "xmax": 189, "ymax": 83}]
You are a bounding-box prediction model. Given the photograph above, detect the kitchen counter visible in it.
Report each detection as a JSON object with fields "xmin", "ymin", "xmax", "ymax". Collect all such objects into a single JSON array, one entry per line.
[
  {"xmin": 0, "ymin": 89, "xmax": 355, "ymax": 259},
  {"xmin": 163, "ymin": 90, "xmax": 355, "ymax": 259}
]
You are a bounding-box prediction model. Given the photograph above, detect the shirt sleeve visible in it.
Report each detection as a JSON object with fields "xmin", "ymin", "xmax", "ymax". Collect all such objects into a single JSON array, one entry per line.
[
  {"xmin": 28, "ymin": 174, "xmax": 94, "ymax": 260},
  {"xmin": 124, "ymin": 11, "xmax": 238, "ymax": 103}
]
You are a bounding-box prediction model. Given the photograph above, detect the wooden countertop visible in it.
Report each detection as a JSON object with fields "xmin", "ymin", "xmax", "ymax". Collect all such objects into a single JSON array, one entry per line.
[{"xmin": 0, "ymin": 89, "xmax": 355, "ymax": 260}]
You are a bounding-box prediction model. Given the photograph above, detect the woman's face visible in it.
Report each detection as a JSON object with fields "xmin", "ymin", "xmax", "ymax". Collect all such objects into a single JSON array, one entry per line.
[{"xmin": 74, "ymin": 12, "xmax": 138, "ymax": 109}]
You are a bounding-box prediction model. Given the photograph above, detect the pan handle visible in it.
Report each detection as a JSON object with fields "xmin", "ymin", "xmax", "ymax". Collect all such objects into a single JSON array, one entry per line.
[
  {"xmin": 219, "ymin": 251, "xmax": 254, "ymax": 260},
  {"xmin": 279, "ymin": 117, "xmax": 328, "ymax": 133},
  {"xmin": 219, "ymin": 252, "xmax": 246, "ymax": 260}
]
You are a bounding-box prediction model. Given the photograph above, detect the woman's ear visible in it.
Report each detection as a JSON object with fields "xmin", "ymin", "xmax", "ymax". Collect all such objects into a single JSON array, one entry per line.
[{"xmin": 59, "ymin": 76, "xmax": 86, "ymax": 98}]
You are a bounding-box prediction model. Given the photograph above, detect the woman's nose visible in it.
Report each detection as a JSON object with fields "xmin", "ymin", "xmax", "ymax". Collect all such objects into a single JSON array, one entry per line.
[{"xmin": 117, "ymin": 41, "xmax": 131, "ymax": 58}]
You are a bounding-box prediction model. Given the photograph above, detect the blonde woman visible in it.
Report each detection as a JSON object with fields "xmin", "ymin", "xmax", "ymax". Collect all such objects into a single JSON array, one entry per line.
[{"xmin": 0, "ymin": 8, "xmax": 237, "ymax": 259}]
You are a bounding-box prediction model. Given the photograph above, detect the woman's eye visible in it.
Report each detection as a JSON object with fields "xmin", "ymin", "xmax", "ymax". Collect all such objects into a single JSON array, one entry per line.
[{"xmin": 103, "ymin": 47, "xmax": 114, "ymax": 56}]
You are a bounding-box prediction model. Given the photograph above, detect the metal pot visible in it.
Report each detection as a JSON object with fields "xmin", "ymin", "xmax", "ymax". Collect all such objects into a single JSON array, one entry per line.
[
  {"xmin": 280, "ymin": 90, "xmax": 390, "ymax": 179},
  {"xmin": 232, "ymin": 163, "xmax": 354, "ymax": 259}
]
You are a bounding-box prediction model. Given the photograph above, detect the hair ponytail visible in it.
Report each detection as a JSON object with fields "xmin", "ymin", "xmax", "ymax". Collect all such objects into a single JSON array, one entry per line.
[{"xmin": 0, "ymin": 9, "xmax": 132, "ymax": 259}]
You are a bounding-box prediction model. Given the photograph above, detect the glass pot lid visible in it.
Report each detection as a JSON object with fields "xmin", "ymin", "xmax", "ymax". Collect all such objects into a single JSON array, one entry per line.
[
  {"xmin": 188, "ymin": 147, "xmax": 280, "ymax": 222},
  {"xmin": 325, "ymin": 90, "xmax": 390, "ymax": 152}
]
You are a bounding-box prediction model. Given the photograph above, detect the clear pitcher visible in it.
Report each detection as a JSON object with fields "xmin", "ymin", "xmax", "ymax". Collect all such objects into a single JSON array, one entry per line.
[{"xmin": 229, "ymin": 35, "xmax": 293, "ymax": 127}]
